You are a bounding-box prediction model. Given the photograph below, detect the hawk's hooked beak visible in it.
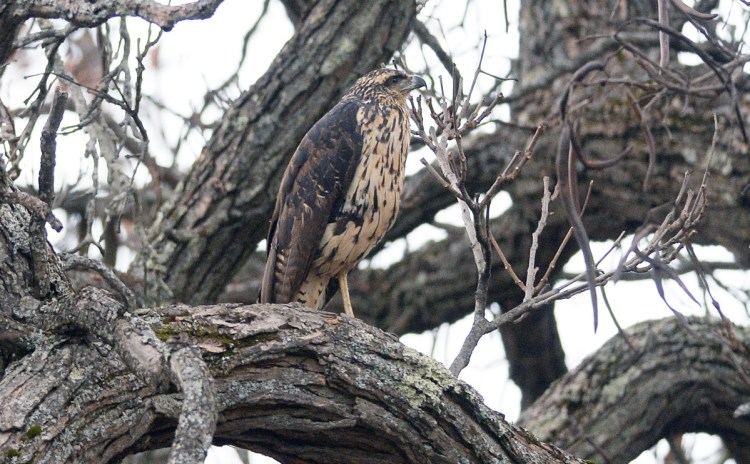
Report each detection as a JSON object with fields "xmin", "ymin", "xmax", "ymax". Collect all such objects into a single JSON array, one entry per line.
[{"xmin": 400, "ymin": 75, "xmax": 427, "ymax": 93}]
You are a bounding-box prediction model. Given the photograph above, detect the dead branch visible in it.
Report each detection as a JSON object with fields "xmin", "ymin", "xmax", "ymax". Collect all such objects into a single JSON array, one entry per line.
[{"xmin": 8, "ymin": 0, "xmax": 224, "ymax": 32}]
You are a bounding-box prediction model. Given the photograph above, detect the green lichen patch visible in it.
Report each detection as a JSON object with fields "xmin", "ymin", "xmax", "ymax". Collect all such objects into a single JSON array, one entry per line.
[
  {"xmin": 397, "ymin": 347, "xmax": 461, "ymax": 409},
  {"xmin": 24, "ymin": 424, "xmax": 42, "ymax": 439}
]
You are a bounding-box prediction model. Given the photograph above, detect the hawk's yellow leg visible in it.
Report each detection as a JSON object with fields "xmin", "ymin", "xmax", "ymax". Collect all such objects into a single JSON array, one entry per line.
[{"xmin": 338, "ymin": 273, "xmax": 354, "ymax": 317}]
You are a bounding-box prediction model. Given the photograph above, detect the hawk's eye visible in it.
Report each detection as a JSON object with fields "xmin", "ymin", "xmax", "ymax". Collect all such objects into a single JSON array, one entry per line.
[{"xmin": 387, "ymin": 75, "xmax": 403, "ymax": 86}]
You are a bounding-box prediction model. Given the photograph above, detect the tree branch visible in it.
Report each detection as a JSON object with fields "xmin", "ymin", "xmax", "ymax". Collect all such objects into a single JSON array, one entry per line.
[
  {"xmin": 38, "ymin": 87, "xmax": 67, "ymax": 207},
  {"xmin": 0, "ymin": 300, "xmax": 585, "ymax": 464},
  {"xmin": 520, "ymin": 317, "xmax": 750, "ymax": 464},
  {"xmin": 7, "ymin": 0, "xmax": 225, "ymax": 31},
  {"xmin": 167, "ymin": 338, "xmax": 217, "ymax": 464}
]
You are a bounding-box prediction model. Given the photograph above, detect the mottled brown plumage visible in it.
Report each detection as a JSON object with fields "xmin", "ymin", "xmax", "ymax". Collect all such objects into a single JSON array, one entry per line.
[{"xmin": 260, "ymin": 68, "xmax": 426, "ymax": 316}]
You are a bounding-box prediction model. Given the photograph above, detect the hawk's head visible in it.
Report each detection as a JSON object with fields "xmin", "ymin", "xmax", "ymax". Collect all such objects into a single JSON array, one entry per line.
[{"xmin": 347, "ymin": 68, "xmax": 426, "ymax": 105}]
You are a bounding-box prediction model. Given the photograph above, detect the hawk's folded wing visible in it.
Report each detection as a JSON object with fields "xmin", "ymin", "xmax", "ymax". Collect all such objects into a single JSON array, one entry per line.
[{"xmin": 260, "ymin": 100, "xmax": 363, "ymax": 304}]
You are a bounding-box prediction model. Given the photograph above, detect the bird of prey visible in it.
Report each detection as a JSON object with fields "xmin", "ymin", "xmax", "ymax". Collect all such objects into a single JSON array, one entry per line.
[{"xmin": 260, "ymin": 68, "xmax": 426, "ymax": 317}]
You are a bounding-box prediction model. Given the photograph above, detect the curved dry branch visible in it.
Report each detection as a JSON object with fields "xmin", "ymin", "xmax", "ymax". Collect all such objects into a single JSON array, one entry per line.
[
  {"xmin": 520, "ymin": 317, "xmax": 750, "ymax": 463},
  {"xmin": 167, "ymin": 339, "xmax": 217, "ymax": 464}
]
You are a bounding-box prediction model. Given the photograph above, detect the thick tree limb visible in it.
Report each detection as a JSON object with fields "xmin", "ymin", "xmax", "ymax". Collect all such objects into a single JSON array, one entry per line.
[
  {"xmin": 520, "ymin": 317, "xmax": 750, "ymax": 463},
  {"xmin": 4, "ymin": 291, "xmax": 747, "ymax": 463},
  {"xmin": 0, "ymin": 298, "xmax": 584, "ymax": 463}
]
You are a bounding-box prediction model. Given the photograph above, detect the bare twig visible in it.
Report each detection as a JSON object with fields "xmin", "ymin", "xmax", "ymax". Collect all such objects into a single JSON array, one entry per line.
[
  {"xmin": 525, "ymin": 177, "xmax": 553, "ymax": 302},
  {"xmin": 479, "ymin": 123, "xmax": 545, "ymax": 210},
  {"xmin": 489, "ymin": 231, "xmax": 525, "ymax": 291},
  {"xmin": 669, "ymin": 0, "xmax": 718, "ymax": 20},
  {"xmin": 534, "ymin": 182, "xmax": 596, "ymax": 294},
  {"xmin": 0, "ymin": 189, "xmax": 63, "ymax": 231},
  {"xmin": 38, "ymin": 87, "xmax": 68, "ymax": 206},
  {"xmin": 10, "ymin": 21, "xmax": 72, "ymax": 181},
  {"xmin": 657, "ymin": 0, "xmax": 670, "ymax": 70},
  {"xmin": 624, "ymin": 90, "xmax": 656, "ymax": 191},
  {"xmin": 413, "ymin": 20, "xmax": 459, "ymax": 79},
  {"xmin": 414, "ymin": 53, "xmax": 535, "ymax": 374}
]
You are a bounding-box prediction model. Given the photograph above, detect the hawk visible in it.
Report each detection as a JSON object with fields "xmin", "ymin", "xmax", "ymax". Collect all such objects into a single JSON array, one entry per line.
[{"xmin": 260, "ymin": 68, "xmax": 426, "ymax": 316}]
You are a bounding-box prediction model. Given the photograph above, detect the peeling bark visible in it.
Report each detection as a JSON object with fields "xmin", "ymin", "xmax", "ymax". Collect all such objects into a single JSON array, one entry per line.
[{"xmin": 1, "ymin": 0, "xmax": 224, "ymax": 33}]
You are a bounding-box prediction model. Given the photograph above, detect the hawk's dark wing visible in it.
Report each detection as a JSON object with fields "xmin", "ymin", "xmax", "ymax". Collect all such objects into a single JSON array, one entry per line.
[{"xmin": 260, "ymin": 100, "xmax": 363, "ymax": 304}]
